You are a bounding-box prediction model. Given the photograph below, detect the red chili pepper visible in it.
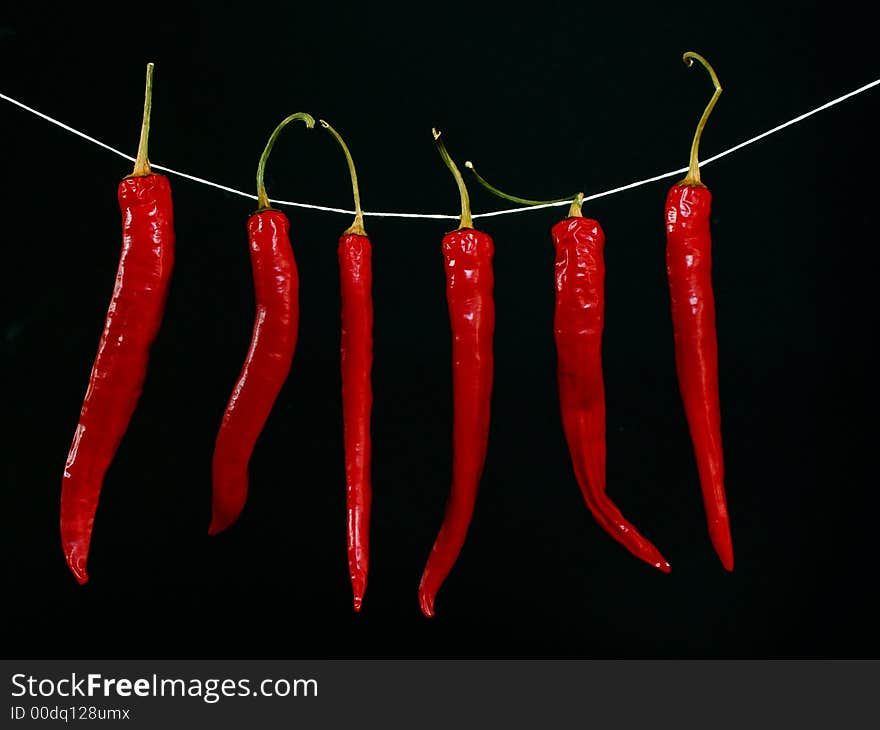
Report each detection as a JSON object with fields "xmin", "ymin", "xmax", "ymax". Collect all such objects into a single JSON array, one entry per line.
[
  {"xmin": 60, "ymin": 64, "xmax": 175, "ymax": 584},
  {"xmin": 419, "ymin": 130, "xmax": 495, "ymax": 618},
  {"xmin": 209, "ymin": 112, "xmax": 315, "ymax": 535},
  {"xmin": 466, "ymin": 166, "xmax": 670, "ymax": 572},
  {"xmin": 552, "ymin": 200, "xmax": 671, "ymax": 572},
  {"xmin": 665, "ymin": 52, "xmax": 733, "ymax": 570},
  {"xmin": 320, "ymin": 120, "xmax": 374, "ymax": 612}
]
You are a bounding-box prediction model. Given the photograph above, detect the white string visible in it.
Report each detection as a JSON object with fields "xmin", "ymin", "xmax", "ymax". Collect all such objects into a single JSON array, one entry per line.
[{"xmin": 2, "ymin": 77, "xmax": 879, "ymax": 220}]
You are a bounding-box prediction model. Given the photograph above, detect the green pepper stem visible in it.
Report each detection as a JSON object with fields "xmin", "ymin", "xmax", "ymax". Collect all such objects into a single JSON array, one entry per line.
[
  {"xmin": 131, "ymin": 63, "xmax": 154, "ymax": 177},
  {"xmin": 679, "ymin": 51, "xmax": 722, "ymax": 187},
  {"xmin": 567, "ymin": 192, "xmax": 585, "ymax": 218},
  {"xmin": 433, "ymin": 129, "xmax": 472, "ymax": 230},
  {"xmin": 256, "ymin": 112, "xmax": 316, "ymax": 211},
  {"xmin": 464, "ymin": 160, "xmax": 577, "ymax": 208},
  {"xmin": 319, "ymin": 119, "xmax": 366, "ymax": 236}
]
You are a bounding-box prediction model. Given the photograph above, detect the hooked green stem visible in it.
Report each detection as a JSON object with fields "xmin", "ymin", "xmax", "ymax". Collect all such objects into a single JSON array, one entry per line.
[
  {"xmin": 131, "ymin": 63, "xmax": 154, "ymax": 177},
  {"xmin": 433, "ymin": 129, "xmax": 472, "ymax": 230},
  {"xmin": 256, "ymin": 112, "xmax": 316, "ymax": 211},
  {"xmin": 320, "ymin": 119, "xmax": 366, "ymax": 236},
  {"xmin": 679, "ymin": 51, "xmax": 722, "ymax": 187},
  {"xmin": 465, "ymin": 160, "xmax": 582, "ymax": 217}
]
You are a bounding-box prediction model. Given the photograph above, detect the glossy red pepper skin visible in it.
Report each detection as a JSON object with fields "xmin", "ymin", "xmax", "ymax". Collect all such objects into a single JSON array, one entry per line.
[
  {"xmin": 665, "ymin": 184, "xmax": 733, "ymax": 571},
  {"xmin": 338, "ymin": 233, "xmax": 374, "ymax": 612},
  {"xmin": 209, "ymin": 210, "xmax": 299, "ymax": 535},
  {"xmin": 60, "ymin": 173, "xmax": 175, "ymax": 584},
  {"xmin": 552, "ymin": 216, "xmax": 671, "ymax": 573},
  {"xmin": 419, "ymin": 228, "xmax": 495, "ymax": 617}
]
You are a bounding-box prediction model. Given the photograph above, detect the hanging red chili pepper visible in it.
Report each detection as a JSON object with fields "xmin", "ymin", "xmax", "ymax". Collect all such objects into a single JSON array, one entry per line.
[
  {"xmin": 209, "ymin": 112, "xmax": 315, "ymax": 535},
  {"xmin": 665, "ymin": 52, "xmax": 733, "ymax": 570},
  {"xmin": 60, "ymin": 63, "xmax": 175, "ymax": 584},
  {"xmin": 320, "ymin": 119, "xmax": 374, "ymax": 612},
  {"xmin": 419, "ymin": 130, "xmax": 495, "ymax": 618},
  {"xmin": 466, "ymin": 166, "xmax": 671, "ymax": 572}
]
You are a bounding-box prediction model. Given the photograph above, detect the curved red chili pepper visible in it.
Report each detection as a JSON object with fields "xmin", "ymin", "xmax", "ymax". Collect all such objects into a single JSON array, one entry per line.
[
  {"xmin": 465, "ymin": 165, "xmax": 669, "ymax": 572},
  {"xmin": 322, "ymin": 113, "xmax": 375, "ymax": 612},
  {"xmin": 665, "ymin": 52, "xmax": 733, "ymax": 570},
  {"xmin": 209, "ymin": 112, "xmax": 315, "ymax": 535},
  {"xmin": 209, "ymin": 210, "xmax": 300, "ymax": 533},
  {"xmin": 553, "ymin": 208, "xmax": 671, "ymax": 572},
  {"xmin": 419, "ymin": 130, "xmax": 495, "ymax": 617},
  {"xmin": 60, "ymin": 64, "xmax": 175, "ymax": 584}
]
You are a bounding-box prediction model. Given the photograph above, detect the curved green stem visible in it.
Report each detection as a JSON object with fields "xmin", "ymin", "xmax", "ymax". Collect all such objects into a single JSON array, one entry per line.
[
  {"xmin": 433, "ymin": 128, "xmax": 472, "ymax": 230},
  {"xmin": 679, "ymin": 51, "xmax": 722, "ymax": 187},
  {"xmin": 464, "ymin": 161, "xmax": 576, "ymax": 207},
  {"xmin": 131, "ymin": 62, "xmax": 154, "ymax": 177},
  {"xmin": 320, "ymin": 119, "xmax": 365, "ymax": 236},
  {"xmin": 256, "ymin": 112, "xmax": 316, "ymax": 211}
]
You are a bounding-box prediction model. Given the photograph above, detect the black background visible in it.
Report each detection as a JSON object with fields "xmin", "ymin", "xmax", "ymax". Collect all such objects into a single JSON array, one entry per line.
[{"xmin": 1, "ymin": 1, "xmax": 877, "ymax": 658}]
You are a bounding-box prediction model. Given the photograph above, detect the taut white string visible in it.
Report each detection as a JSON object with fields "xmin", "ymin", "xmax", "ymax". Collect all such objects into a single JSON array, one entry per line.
[{"xmin": 2, "ymin": 77, "xmax": 878, "ymax": 220}]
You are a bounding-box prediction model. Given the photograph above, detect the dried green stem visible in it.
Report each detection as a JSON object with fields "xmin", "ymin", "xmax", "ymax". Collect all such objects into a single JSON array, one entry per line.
[
  {"xmin": 131, "ymin": 63, "xmax": 154, "ymax": 177},
  {"xmin": 567, "ymin": 192, "xmax": 585, "ymax": 218},
  {"xmin": 433, "ymin": 128, "xmax": 472, "ymax": 229},
  {"xmin": 464, "ymin": 160, "xmax": 575, "ymax": 207},
  {"xmin": 256, "ymin": 112, "xmax": 316, "ymax": 211},
  {"xmin": 679, "ymin": 51, "xmax": 722, "ymax": 187},
  {"xmin": 320, "ymin": 119, "xmax": 365, "ymax": 236}
]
